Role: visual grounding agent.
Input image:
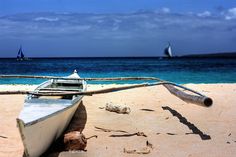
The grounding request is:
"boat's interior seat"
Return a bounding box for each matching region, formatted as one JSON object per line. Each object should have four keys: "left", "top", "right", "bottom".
{"left": 47, "top": 82, "right": 83, "bottom": 90}
{"left": 37, "top": 81, "right": 83, "bottom": 100}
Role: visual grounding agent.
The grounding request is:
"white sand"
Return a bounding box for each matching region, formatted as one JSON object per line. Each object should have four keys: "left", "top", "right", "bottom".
{"left": 0, "top": 84, "right": 236, "bottom": 157}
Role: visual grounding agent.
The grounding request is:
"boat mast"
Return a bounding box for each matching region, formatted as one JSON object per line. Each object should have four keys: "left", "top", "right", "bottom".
{"left": 20, "top": 48, "right": 24, "bottom": 58}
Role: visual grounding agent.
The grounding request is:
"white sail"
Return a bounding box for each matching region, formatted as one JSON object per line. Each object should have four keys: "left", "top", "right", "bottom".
{"left": 164, "top": 43, "right": 173, "bottom": 58}
{"left": 168, "top": 45, "right": 172, "bottom": 57}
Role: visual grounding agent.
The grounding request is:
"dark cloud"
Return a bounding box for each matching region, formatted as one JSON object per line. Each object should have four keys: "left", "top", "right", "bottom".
{"left": 0, "top": 10, "right": 236, "bottom": 57}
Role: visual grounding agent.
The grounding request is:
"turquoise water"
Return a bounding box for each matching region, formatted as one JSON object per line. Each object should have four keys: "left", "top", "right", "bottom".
{"left": 0, "top": 57, "right": 235, "bottom": 84}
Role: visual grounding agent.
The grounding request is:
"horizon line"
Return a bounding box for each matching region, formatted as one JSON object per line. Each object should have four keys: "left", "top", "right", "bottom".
{"left": 1, "top": 51, "right": 236, "bottom": 59}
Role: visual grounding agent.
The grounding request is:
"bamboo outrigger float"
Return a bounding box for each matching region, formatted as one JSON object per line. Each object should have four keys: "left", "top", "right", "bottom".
{"left": 0, "top": 75, "right": 213, "bottom": 107}
{"left": 0, "top": 72, "right": 213, "bottom": 157}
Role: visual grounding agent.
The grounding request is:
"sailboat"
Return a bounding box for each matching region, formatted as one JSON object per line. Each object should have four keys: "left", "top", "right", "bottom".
{"left": 17, "top": 46, "right": 27, "bottom": 61}
{"left": 164, "top": 42, "right": 173, "bottom": 58}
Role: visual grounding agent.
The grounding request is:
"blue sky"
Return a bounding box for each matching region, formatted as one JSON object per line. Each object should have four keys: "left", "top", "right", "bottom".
{"left": 0, "top": 0, "right": 236, "bottom": 57}
{"left": 1, "top": 0, "right": 235, "bottom": 14}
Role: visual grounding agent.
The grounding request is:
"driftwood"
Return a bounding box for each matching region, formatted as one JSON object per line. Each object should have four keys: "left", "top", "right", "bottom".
{"left": 166, "top": 133, "right": 177, "bottom": 135}
{"left": 105, "top": 103, "right": 131, "bottom": 114}
{"left": 94, "top": 126, "right": 128, "bottom": 133}
{"left": 94, "top": 126, "right": 147, "bottom": 137}
{"left": 140, "top": 108, "right": 155, "bottom": 112}
{"left": 0, "top": 135, "right": 7, "bottom": 139}
{"left": 163, "top": 84, "right": 213, "bottom": 107}
{"left": 64, "top": 131, "right": 97, "bottom": 151}
{"left": 109, "top": 132, "right": 147, "bottom": 137}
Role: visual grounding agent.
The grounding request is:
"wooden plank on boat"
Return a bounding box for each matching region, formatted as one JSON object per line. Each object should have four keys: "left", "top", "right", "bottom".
{"left": 39, "top": 88, "right": 82, "bottom": 91}
{"left": 37, "top": 91, "right": 77, "bottom": 93}
{"left": 34, "top": 83, "right": 161, "bottom": 96}
{"left": 0, "top": 83, "right": 160, "bottom": 95}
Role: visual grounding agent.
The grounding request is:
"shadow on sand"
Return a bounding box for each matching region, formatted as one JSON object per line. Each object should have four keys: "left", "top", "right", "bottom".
{"left": 42, "top": 101, "right": 87, "bottom": 157}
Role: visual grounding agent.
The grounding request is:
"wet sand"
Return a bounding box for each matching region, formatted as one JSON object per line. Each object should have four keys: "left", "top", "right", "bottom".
{"left": 0, "top": 84, "right": 236, "bottom": 157}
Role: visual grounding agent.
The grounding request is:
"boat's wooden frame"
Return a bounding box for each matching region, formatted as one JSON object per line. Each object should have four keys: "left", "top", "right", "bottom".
{"left": 0, "top": 75, "right": 213, "bottom": 106}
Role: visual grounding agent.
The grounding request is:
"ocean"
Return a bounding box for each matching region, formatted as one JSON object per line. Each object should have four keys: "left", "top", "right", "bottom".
{"left": 0, "top": 57, "right": 235, "bottom": 84}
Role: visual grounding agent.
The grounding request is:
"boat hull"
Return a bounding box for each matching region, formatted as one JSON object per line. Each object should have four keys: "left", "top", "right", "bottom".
{"left": 17, "top": 98, "right": 82, "bottom": 157}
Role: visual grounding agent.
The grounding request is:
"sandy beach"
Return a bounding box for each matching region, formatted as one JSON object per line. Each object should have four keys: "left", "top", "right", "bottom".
{"left": 0, "top": 83, "right": 236, "bottom": 157}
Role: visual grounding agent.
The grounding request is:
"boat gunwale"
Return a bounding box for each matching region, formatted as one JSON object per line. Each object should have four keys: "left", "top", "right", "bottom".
{"left": 20, "top": 78, "right": 86, "bottom": 127}
{"left": 16, "top": 118, "right": 30, "bottom": 157}
{"left": 20, "top": 95, "right": 83, "bottom": 127}
{"left": 17, "top": 72, "right": 86, "bottom": 157}
{"left": 16, "top": 95, "right": 83, "bottom": 157}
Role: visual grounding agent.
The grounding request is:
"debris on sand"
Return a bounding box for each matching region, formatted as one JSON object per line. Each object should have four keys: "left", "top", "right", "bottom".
{"left": 146, "top": 141, "right": 153, "bottom": 149}
{"left": 64, "top": 131, "right": 97, "bottom": 151}
{"left": 110, "top": 132, "right": 147, "bottom": 137}
{"left": 123, "top": 147, "right": 151, "bottom": 154}
{"left": 166, "top": 133, "right": 177, "bottom": 135}
{"left": 140, "top": 108, "right": 155, "bottom": 112}
{"left": 123, "top": 141, "right": 152, "bottom": 155}
{"left": 0, "top": 135, "right": 7, "bottom": 139}
{"left": 105, "top": 103, "right": 131, "bottom": 114}
{"left": 94, "top": 126, "right": 128, "bottom": 133}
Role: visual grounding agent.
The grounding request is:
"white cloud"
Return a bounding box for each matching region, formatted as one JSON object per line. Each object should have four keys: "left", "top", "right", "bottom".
{"left": 1, "top": 11, "right": 236, "bottom": 41}
{"left": 112, "top": 26, "right": 119, "bottom": 31}
{"left": 161, "top": 7, "right": 170, "bottom": 14}
{"left": 142, "top": 22, "right": 157, "bottom": 29}
{"left": 58, "top": 25, "right": 91, "bottom": 32}
{"left": 90, "top": 15, "right": 106, "bottom": 20}
{"left": 114, "top": 19, "right": 122, "bottom": 23}
{"left": 1, "top": 11, "right": 236, "bottom": 55}
{"left": 74, "top": 25, "right": 91, "bottom": 31}
{"left": 225, "top": 7, "right": 236, "bottom": 20}
{"left": 197, "top": 11, "right": 211, "bottom": 17}
{"left": 34, "top": 17, "right": 59, "bottom": 22}
{"left": 97, "top": 20, "right": 104, "bottom": 23}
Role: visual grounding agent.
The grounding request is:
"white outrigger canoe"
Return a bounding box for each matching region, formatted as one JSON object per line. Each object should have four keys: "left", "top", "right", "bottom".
{"left": 17, "top": 70, "right": 87, "bottom": 157}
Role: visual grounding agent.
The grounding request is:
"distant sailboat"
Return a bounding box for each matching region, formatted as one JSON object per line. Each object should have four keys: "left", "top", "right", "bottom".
{"left": 17, "top": 46, "right": 27, "bottom": 61}
{"left": 164, "top": 42, "right": 173, "bottom": 58}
